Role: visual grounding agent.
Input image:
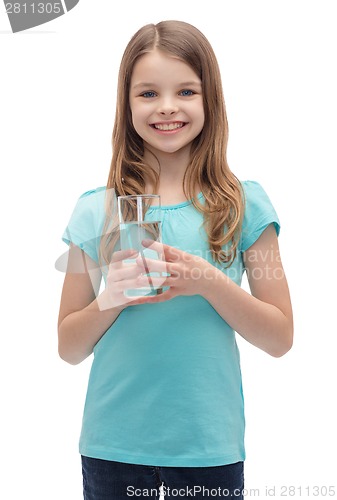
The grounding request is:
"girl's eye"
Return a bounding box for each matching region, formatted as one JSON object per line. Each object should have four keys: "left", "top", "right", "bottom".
{"left": 180, "top": 89, "right": 194, "bottom": 96}
{"left": 141, "top": 91, "right": 157, "bottom": 98}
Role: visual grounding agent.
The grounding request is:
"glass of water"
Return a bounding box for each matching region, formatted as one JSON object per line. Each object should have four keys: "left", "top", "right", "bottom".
{"left": 117, "top": 194, "right": 165, "bottom": 297}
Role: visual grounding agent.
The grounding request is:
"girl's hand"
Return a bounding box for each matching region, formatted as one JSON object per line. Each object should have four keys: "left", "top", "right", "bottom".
{"left": 99, "top": 248, "right": 148, "bottom": 310}
{"left": 132, "top": 239, "right": 216, "bottom": 304}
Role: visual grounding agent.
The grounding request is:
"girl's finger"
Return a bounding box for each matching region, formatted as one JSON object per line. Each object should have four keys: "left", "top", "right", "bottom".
{"left": 109, "top": 263, "right": 144, "bottom": 283}
{"left": 141, "top": 240, "right": 181, "bottom": 262}
{"left": 135, "top": 255, "right": 172, "bottom": 274}
{"left": 131, "top": 288, "right": 176, "bottom": 305}
{"left": 108, "top": 276, "right": 150, "bottom": 293}
{"left": 110, "top": 249, "right": 139, "bottom": 264}
{"left": 136, "top": 275, "right": 171, "bottom": 288}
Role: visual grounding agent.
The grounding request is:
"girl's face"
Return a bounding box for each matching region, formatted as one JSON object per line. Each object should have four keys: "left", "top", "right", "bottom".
{"left": 129, "top": 49, "right": 205, "bottom": 160}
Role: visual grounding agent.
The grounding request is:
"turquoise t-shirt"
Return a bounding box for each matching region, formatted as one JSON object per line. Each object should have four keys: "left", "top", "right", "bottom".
{"left": 62, "top": 180, "right": 280, "bottom": 467}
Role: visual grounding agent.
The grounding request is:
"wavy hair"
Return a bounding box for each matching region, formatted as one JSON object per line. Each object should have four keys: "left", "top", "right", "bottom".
{"left": 100, "top": 20, "right": 244, "bottom": 267}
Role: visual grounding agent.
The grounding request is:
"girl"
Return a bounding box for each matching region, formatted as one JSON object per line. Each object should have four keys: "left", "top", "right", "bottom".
{"left": 58, "top": 20, "right": 293, "bottom": 500}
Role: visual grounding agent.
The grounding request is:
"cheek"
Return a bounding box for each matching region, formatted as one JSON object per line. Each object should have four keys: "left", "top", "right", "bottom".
{"left": 189, "top": 101, "right": 205, "bottom": 124}
{"left": 131, "top": 105, "right": 147, "bottom": 127}
{"left": 129, "top": 108, "right": 150, "bottom": 140}
{"left": 195, "top": 109, "right": 205, "bottom": 131}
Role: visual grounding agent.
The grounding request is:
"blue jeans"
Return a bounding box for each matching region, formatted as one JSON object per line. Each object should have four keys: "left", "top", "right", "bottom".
{"left": 81, "top": 456, "right": 244, "bottom": 500}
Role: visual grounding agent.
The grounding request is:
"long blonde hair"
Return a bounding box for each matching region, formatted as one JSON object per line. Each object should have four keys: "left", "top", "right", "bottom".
{"left": 101, "top": 20, "right": 244, "bottom": 267}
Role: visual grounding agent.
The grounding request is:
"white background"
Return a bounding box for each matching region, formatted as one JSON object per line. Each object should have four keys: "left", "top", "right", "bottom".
{"left": 1, "top": 1, "right": 336, "bottom": 498}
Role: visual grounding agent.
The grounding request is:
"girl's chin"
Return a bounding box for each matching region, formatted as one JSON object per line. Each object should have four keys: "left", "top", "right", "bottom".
{"left": 144, "top": 141, "right": 191, "bottom": 157}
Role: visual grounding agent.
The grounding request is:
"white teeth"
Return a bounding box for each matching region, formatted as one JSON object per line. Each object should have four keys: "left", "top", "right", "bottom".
{"left": 153, "top": 122, "right": 184, "bottom": 131}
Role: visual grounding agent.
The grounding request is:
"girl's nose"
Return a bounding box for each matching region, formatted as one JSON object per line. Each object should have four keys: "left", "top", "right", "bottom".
{"left": 158, "top": 98, "right": 179, "bottom": 115}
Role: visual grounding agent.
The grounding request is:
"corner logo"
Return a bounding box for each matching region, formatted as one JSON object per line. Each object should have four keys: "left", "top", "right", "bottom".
{"left": 3, "top": 0, "right": 80, "bottom": 33}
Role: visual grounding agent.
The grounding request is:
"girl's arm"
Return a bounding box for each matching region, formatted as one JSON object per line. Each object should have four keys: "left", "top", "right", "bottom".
{"left": 201, "top": 224, "right": 293, "bottom": 357}
{"left": 134, "top": 224, "right": 293, "bottom": 357}
{"left": 58, "top": 244, "right": 144, "bottom": 365}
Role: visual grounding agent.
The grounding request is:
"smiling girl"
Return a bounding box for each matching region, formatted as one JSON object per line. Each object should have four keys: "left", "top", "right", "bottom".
{"left": 58, "top": 20, "right": 293, "bottom": 500}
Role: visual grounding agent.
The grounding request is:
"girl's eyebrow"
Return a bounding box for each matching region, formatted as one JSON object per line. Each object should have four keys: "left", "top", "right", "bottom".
{"left": 132, "top": 80, "right": 202, "bottom": 90}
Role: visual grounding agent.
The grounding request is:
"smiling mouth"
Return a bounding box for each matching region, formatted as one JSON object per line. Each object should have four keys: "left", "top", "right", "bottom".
{"left": 151, "top": 122, "right": 186, "bottom": 131}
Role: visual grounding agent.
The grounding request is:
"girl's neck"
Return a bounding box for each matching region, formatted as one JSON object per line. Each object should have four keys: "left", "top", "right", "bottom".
{"left": 145, "top": 144, "right": 187, "bottom": 177}
{"left": 143, "top": 149, "right": 200, "bottom": 205}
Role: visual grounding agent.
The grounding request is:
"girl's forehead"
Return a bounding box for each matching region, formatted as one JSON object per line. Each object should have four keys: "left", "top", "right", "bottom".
{"left": 131, "top": 50, "right": 200, "bottom": 85}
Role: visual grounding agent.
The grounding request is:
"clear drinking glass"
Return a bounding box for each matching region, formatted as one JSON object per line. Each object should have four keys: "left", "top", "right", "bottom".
{"left": 117, "top": 194, "right": 164, "bottom": 297}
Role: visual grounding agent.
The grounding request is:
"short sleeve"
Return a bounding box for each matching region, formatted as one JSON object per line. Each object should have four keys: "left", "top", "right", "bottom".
{"left": 240, "top": 180, "right": 280, "bottom": 252}
{"left": 62, "top": 187, "right": 106, "bottom": 263}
